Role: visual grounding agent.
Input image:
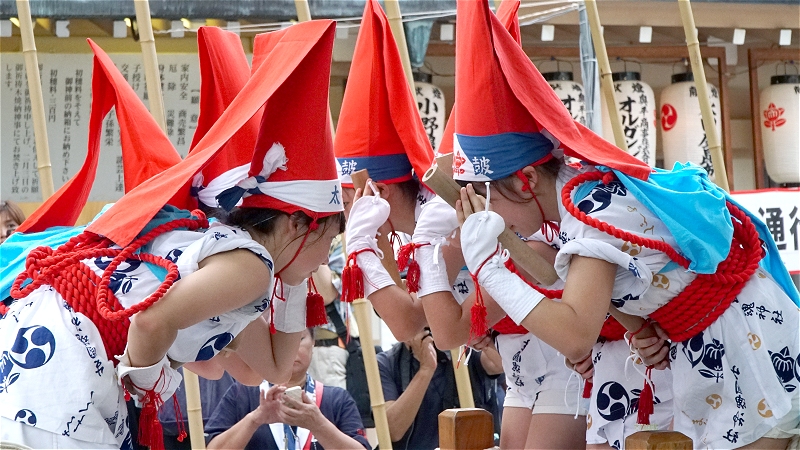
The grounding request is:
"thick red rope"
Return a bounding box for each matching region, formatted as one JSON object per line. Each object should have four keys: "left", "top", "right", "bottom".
{"left": 561, "top": 170, "right": 763, "bottom": 343}
{"left": 10, "top": 211, "right": 209, "bottom": 363}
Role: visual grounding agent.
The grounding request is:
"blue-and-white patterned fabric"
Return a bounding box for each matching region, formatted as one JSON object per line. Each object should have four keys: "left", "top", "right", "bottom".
{"left": 555, "top": 164, "right": 800, "bottom": 449}
{"left": 0, "top": 222, "right": 273, "bottom": 448}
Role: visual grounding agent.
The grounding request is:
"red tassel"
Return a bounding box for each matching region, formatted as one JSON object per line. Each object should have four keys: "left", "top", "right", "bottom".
{"left": 397, "top": 244, "right": 415, "bottom": 271}
{"left": 0, "top": 303, "right": 9, "bottom": 316}
{"left": 342, "top": 251, "right": 368, "bottom": 303}
{"left": 583, "top": 379, "right": 593, "bottom": 399}
{"left": 469, "top": 274, "right": 488, "bottom": 342}
{"left": 138, "top": 390, "right": 166, "bottom": 450}
{"left": 398, "top": 243, "right": 426, "bottom": 294}
{"left": 306, "top": 277, "right": 328, "bottom": 327}
{"left": 172, "top": 394, "right": 187, "bottom": 443}
{"left": 637, "top": 368, "right": 655, "bottom": 425}
{"left": 406, "top": 259, "right": 421, "bottom": 293}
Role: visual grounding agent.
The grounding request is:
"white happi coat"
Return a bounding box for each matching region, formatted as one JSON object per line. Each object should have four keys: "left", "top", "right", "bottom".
{"left": 0, "top": 223, "right": 273, "bottom": 448}
{"left": 555, "top": 165, "right": 799, "bottom": 449}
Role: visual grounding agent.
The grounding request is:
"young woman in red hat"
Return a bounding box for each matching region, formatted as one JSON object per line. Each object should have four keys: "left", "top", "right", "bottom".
{"left": 0, "top": 22, "right": 344, "bottom": 450}
{"left": 450, "top": 1, "right": 799, "bottom": 449}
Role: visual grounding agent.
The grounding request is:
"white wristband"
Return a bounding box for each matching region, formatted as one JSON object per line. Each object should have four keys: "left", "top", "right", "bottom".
{"left": 272, "top": 281, "right": 308, "bottom": 333}
{"left": 116, "top": 352, "right": 182, "bottom": 407}
{"left": 356, "top": 250, "right": 396, "bottom": 298}
{"left": 478, "top": 261, "right": 545, "bottom": 325}
{"left": 415, "top": 245, "right": 452, "bottom": 298}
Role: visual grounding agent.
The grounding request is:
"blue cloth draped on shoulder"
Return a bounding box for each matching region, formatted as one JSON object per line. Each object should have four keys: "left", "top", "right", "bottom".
{"left": 0, "top": 204, "right": 208, "bottom": 302}
{"left": 604, "top": 162, "right": 799, "bottom": 307}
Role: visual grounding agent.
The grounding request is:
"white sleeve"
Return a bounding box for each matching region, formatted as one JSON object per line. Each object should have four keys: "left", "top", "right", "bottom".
{"left": 555, "top": 239, "right": 653, "bottom": 301}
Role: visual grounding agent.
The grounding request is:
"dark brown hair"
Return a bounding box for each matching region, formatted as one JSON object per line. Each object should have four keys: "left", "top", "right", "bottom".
{"left": 225, "top": 207, "right": 345, "bottom": 244}
{"left": 1, "top": 200, "right": 26, "bottom": 226}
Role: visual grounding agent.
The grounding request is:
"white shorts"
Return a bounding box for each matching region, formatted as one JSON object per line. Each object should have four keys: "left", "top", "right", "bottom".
{"left": 496, "top": 333, "right": 586, "bottom": 416}
{"left": 586, "top": 339, "right": 674, "bottom": 449}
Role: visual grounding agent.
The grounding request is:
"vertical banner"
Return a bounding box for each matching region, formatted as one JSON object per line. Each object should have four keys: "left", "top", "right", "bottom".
{"left": 1, "top": 53, "right": 201, "bottom": 203}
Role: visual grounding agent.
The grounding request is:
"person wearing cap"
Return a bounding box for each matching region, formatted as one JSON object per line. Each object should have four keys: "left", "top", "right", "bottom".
{"left": 334, "top": 0, "right": 441, "bottom": 342}
{"left": 449, "top": 1, "right": 799, "bottom": 449}
{"left": 0, "top": 21, "right": 344, "bottom": 450}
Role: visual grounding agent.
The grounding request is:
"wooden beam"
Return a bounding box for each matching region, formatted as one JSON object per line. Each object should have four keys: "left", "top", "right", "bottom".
{"left": 537, "top": 1, "right": 800, "bottom": 29}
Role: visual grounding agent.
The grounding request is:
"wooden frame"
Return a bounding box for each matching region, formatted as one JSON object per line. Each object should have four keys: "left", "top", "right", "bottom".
{"left": 748, "top": 48, "right": 800, "bottom": 189}
{"left": 427, "top": 44, "right": 734, "bottom": 188}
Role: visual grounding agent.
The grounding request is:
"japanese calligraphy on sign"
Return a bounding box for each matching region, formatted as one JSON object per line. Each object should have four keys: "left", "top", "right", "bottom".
{"left": 731, "top": 188, "right": 800, "bottom": 274}
{"left": 548, "top": 81, "right": 586, "bottom": 125}
{"left": 602, "top": 80, "right": 657, "bottom": 167}
{"left": 414, "top": 81, "right": 445, "bottom": 153}
{"left": 1, "top": 53, "right": 200, "bottom": 202}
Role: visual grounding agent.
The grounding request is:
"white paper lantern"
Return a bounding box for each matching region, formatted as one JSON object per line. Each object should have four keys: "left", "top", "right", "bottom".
{"left": 660, "top": 72, "right": 721, "bottom": 179}
{"left": 543, "top": 71, "right": 586, "bottom": 125}
{"left": 414, "top": 72, "right": 446, "bottom": 153}
{"left": 600, "top": 72, "right": 658, "bottom": 167}
{"left": 760, "top": 74, "right": 800, "bottom": 185}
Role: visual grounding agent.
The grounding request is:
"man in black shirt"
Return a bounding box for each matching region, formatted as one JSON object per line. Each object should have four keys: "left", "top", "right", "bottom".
{"left": 377, "top": 330, "right": 504, "bottom": 450}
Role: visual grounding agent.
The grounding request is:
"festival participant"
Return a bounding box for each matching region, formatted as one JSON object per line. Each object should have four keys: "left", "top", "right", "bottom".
{"left": 450, "top": 1, "right": 800, "bottom": 449}
{"left": 333, "top": 0, "right": 435, "bottom": 341}
{"left": 0, "top": 21, "right": 343, "bottom": 450}
{"left": 412, "top": 3, "right": 593, "bottom": 448}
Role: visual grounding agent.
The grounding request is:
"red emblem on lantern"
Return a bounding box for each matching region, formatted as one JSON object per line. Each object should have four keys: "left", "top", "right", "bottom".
{"left": 453, "top": 152, "right": 467, "bottom": 176}
{"left": 763, "top": 103, "right": 786, "bottom": 131}
{"left": 661, "top": 104, "right": 678, "bottom": 131}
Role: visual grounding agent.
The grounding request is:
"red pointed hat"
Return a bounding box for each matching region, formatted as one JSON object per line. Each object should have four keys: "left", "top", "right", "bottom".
{"left": 333, "top": 0, "right": 434, "bottom": 187}
{"left": 189, "top": 26, "right": 261, "bottom": 208}
{"left": 438, "top": 0, "right": 521, "bottom": 158}
{"left": 88, "top": 20, "right": 340, "bottom": 247}
{"left": 17, "top": 39, "right": 185, "bottom": 234}
{"left": 216, "top": 24, "right": 342, "bottom": 218}
{"left": 452, "top": 0, "right": 651, "bottom": 182}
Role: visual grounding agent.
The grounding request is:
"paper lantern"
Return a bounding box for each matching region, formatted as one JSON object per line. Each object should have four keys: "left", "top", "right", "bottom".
{"left": 414, "top": 72, "right": 446, "bottom": 153}
{"left": 660, "top": 73, "right": 721, "bottom": 179}
{"left": 600, "top": 72, "right": 658, "bottom": 167}
{"left": 760, "top": 74, "right": 800, "bottom": 185}
{"left": 543, "top": 71, "right": 586, "bottom": 125}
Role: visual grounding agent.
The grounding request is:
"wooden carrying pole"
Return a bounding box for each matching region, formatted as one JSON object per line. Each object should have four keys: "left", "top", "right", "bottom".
{"left": 583, "top": 0, "right": 627, "bottom": 150}
{"left": 16, "top": 0, "right": 55, "bottom": 199}
{"left": 133, "top": 0, "right": 167, "bottom": 132}
{"left": 383, "top": 0, "right": 415, "bottom": 91}
{"left": 678, "top": 0, "right": 729, "bottom": 192}
{"left": 423, "top": 155, "right": 560, "bottom": 286}
{"left": 133, "top": 1, "right": 204, "bottom": 447}
{"left": 351, "top": 298, "right": 393, "bottom": 450}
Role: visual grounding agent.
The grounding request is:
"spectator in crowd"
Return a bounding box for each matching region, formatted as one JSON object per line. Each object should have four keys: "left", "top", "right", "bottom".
{"left": 0, "top": 200, "right": 25, "bottom": 244}
{"left": 378, "top": 329, "right": 504, "bottom": 450}
{"left": 205, "top": 327, "right": 370, "bottom": 450}
{"left": 157, "top": 369, "right": 235, "bottom": 449}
